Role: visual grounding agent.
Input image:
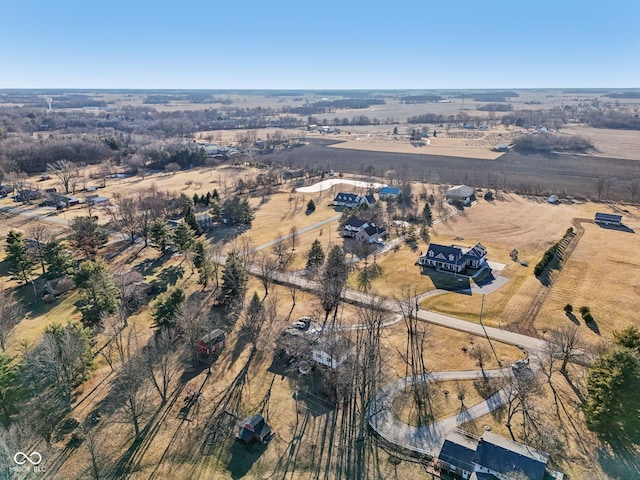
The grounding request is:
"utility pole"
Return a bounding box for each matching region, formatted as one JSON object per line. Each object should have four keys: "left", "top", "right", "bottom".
{"left": 479, "top": 295, "right": 501, "bottom": 367}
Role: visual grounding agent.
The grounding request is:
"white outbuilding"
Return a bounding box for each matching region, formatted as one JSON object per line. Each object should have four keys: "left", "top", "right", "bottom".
{"left": 446, "top": 184, "right": 475, "bottom": 204}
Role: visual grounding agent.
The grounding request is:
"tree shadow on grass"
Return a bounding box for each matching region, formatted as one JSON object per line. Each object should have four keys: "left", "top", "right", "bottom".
{"left": 133, "top": 254, "right": 170, "bottom": 277}
{"left": 419, "top": 266, "right": 472, "bottom": 294}
{"left": 597, "top": 439, "right": 640, "bottom": 479}
{"left": 585, "top": 318, "right": 601, "bottom": 335}
{"left": 565, "top": 311, "right": 580, "bottom": 325}
{"left": 151, "top": 265, "right": 185, "bottom": 293}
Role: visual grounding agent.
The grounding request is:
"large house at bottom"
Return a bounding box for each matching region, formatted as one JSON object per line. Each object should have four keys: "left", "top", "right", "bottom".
{"left": 418, "top": 243, "right": 487, "bottom": 273}
{"left": 436, "top": 429, "right": 551, "bottom": 480}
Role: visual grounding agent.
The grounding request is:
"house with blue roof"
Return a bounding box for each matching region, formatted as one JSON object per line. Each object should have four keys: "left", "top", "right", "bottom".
{"left": 418, "top": 242, "right": 487, "bottom": 273}
{"left": 378, "top": 186, "right": 400, "bottom": 199}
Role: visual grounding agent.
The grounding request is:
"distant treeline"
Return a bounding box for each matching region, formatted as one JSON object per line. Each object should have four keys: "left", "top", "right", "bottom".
{"left": 456, "top": 91, "right": 519, "bottom": 102}
{"left": 477, "top": 103, "right": 513, "bottom": 112}
{"left": 0, "top": 93, "right": 108, "bottom": 108}
{"left": 407, "top": 113, "right": 448, "bottom": 124}
{"left": 399, "top": 95, "right": 444, "bottom": 104}
{"left": 605, "top": 91, "right": 640, "bottom": 99}
{"left": 143, "top": 94, "right": 233, "bottom": 105}
{"left": 2, "top": 140, "right": 111, "bottom": 173}
{"left": 284, "top": 98, "right": 385, "bottom": 115}
{"left": 586, "top": 112, "right": 640, "bottom": 130}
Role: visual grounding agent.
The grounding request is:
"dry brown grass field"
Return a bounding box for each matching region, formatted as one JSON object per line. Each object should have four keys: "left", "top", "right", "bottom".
{"left": 561, "top": 125, "right": 640, "bottom": 161}
{"left": 418, "top": 194, "right": 640, "bottom": 341}
{"left": 3, "top": 152, "right": 640, "bottom": 478}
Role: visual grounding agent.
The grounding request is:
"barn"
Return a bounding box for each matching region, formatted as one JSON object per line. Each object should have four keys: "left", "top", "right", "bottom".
{"left": 236, "top": 414, "right": 273, "bottom": 444}
{"left": 446, "top": 185, "right": 475, "bottom": 204}
{"left": 197, "top": 329, "right": 226, "bottom": 357}
{"left": 594, "top": 212, "right": 622, "bottom": 227}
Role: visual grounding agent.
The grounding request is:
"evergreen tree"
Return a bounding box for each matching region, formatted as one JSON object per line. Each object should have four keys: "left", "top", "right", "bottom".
{"left": 192, "top": 240, "right": 206, "bottom": 270}
{"left": 211, "top": 189, "right": 220, "bottom": 201}
{"left": 320, "top": 245, "right": 348, "bottom": 321}
{"left": 306, "top": 199, "right": 316, "bottom": 213}
{"left": 70, "top": 216, "right": 108, "bottom": 259}
{"left": 152, "top": 287, "right": 185, "bottom": 329}
{"left": 150, "top": 219, "right": 171, "bottom": 254}
{"left": 210, "top": 197, "right": 223, "bottom": 221}
{"left": 422, "top": 202, "right": 433, "bottom": 226}
{"left": 244, "top": 291, "right": 265, "bottom": 349}
{"left": 172, "top": 222, "right": 195, "bottom": 254}
{"left": 584, "top": 347, "right": 640, "bottom": 439}
{"left": 0, "top": 352, "right": 25, "bottom": 422}
{"left": 74, "top": 259, "right": 119, "bottom": 324}
{"left": 183, "top": 202, "right": 203, "bottom": 235}
{"left": 5, "top": 230, "right": 35, "bottom": 283}
{"left": 219, "top": 252, "right": 248, "bottom": 306}
{"left": 43, "top": 240, "right": 74, "bottom": 278}
{"left": 221, "top": 197, "right": 255, "bottom": 226}
{"left": 613, "top": 325, "right": 640, "bottom": 353}
{"left": 306, "top": 239, "right": 326, "bottom": 270}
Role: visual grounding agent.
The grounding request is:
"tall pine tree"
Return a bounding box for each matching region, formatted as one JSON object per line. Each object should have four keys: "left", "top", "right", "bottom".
{"left": 306, "top": 239, "right": 325, "bottom": 271}
{"left": 219, "top": 252, "right": 248, "bottom": 307}
{"left": 5, "top": 230, "right": 35, "bottom": 283}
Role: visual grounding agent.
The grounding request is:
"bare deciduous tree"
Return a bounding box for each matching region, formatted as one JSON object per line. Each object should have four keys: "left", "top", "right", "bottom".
{"left": 256, "top": 253, "right": 278, "bottom": 297}
{"left": 175, "top": 294, "right": 211, "bottom": 367}
{"left": 27, "top": 223, "right": 53, "bottom": 275}
{"left": 139, "top": 330, "right": 180, "bottom": 404}
{"left": 548, "top": 324, "right": 585, "bottom": 375}
{"left": 470, "top": 343, "right": 491, "bottom": 378}
{"left": 48, "top": 159, "right": 79, "bottom": 194}
{"left": 113, "top": 358, "right": 151, "bottom": 439}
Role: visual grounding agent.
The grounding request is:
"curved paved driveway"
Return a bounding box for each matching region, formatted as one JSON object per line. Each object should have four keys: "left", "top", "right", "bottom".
{"left": 369, "top": 369, "right": 511, "bottom": 458}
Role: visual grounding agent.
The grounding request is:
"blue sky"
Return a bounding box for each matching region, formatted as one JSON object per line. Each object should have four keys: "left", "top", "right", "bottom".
{"left": 2, "top": 0, "right": 638, "bottom": 89}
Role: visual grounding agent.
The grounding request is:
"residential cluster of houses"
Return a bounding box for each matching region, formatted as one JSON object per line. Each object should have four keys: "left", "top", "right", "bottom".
{"left": 332, "top": 183, "right": 475, "bottom": 210}
{"left": 7, "top": 187, "right": 110, "bottom": 208}
{"left": 436, "top": 429, "right": 561, "bottom": 480}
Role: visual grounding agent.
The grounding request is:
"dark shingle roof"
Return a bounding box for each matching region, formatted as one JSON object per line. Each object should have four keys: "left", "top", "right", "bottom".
{"left": 439, "top": 431, "right": 478, "bottom": 473}
{"left": 426, "top": 244, "right": 466, "bottom": 266}
{"left": 472, "top": 431, "right": 548, "bottom": 480}
{"left": 334, "top": 193, "right": 359, "bottom": 202}
{"left": 364, "top": 194, "right": 376, "bottom": 204}
{"left": 595, "top": 212, "right": 622, "bottom": 223}
{"left": 363, "top": 225, "right": 385, "bottom": 236}
{"left": 238, "top": 414, "right": 272, "bottom": 442}
{"left": 345, "top": 217, "right": 368, "bottom": 229}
